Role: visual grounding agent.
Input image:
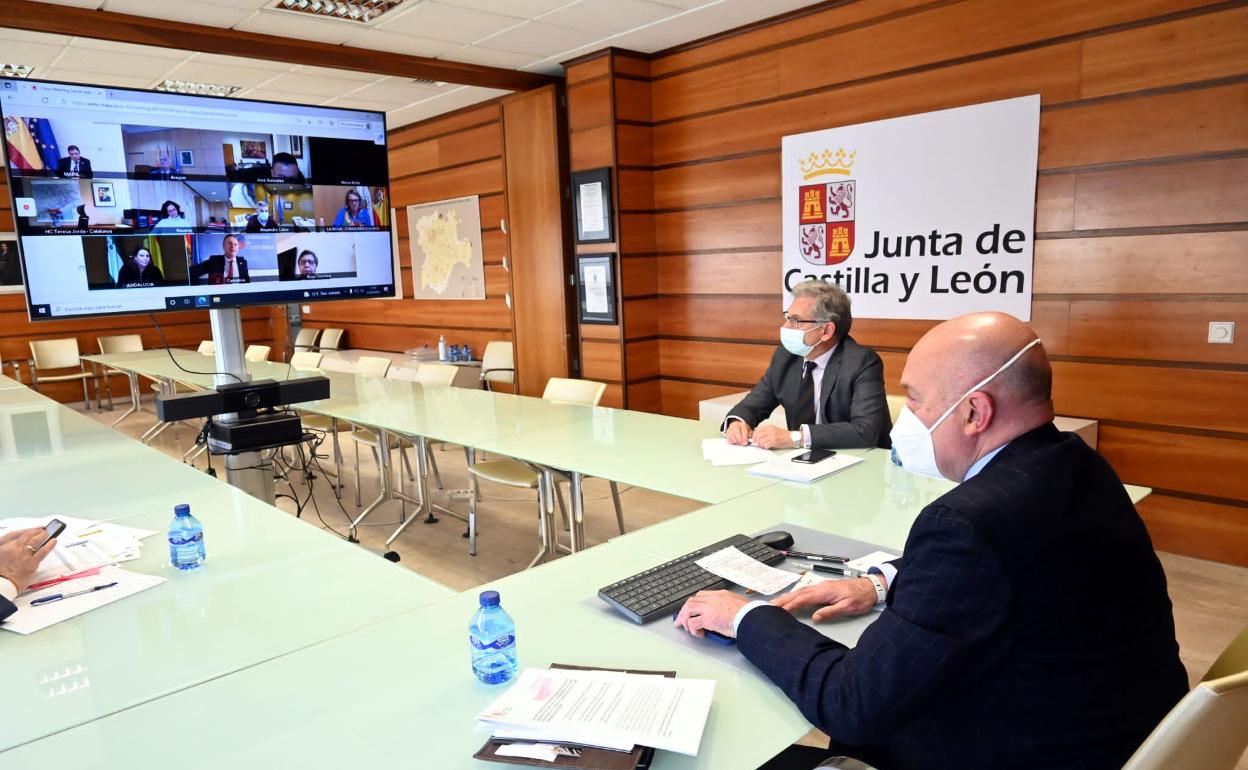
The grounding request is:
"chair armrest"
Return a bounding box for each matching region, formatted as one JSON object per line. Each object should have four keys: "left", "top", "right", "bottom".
{"left": 479, "top": 366, "right": 515, "bottom": 379}
{"left": 815, "top": 757, "right": 878, "bottom": 770}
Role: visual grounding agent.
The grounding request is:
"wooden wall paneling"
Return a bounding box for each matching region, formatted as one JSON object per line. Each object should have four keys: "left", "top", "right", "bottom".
{"left": 615, "top": 125, "right": 654, "bottom": 167}
{"left": 614, "top": 78, "right": 652, "bottom": 123}
{"left": 580, "top": 323, "right": 621, "bottom": 341}
{"left": 306, "top": 323, "right": 511, "bottom": 356}
{"left": 656, "top": 251, "right": 781, "bottom": 295}
{"left": 612, "top": 53, "right": 652, "bottom": 79}
{"left": 389, "top": 122, "right": 503, "bottom": 177}
{"left": 1040, "top": 83, "right": 1248, "bottom": 170}
{"left": 390, "top": 158, "right": 506, "bottom": 204}
{"left": 654, "top": 201, "right": 779, "bottom": 252}
{"left": 658, "top": 339, "right": 773, "bottom": 385}
{"left": 659, "top": 295, "right": 778, "bottom": 342}
{"left": 1099, "top": 425, "right": 1248, "bottom": 502}
{"left": 626, "top": 379, "right": 662, "bottom": 413}
{"left": 617, "top": 169, "right": 655, "bottom": 210}
{"left": 581, "top": 339, "right": 623, "bottom": 382}
{"left": 503, "top": 86, "right": 573, "bottom": 395}
{"left": 1063, "top": 300, "right": 1248, "bottom": 364}
{"left": 390, "top": 104, "right": 501, "bottom": 147}
{"left": 658, "top": 378, "right": 746, "bottom": 419}
{"left": 651, "top": 49, "right": 780, "bottom": 122}
{"left": 569, "top": 125, "right": 615, "bottom": 171}
{"left": 1080, "top": 7, "right": 1248, "bottom": 98}
{"left": 567, "top": 77, "right": 614, "bottom": 131}
{"left": 622, "top": 298, "right": 659, "bottom": 341}
{"left": 618, "top": 214, "right": 656, "bottom": 254}
{"left": 1068, "top": 157, "right": 1248, "bottom": 231}
{"left": 624, "top": 339, "right": 660, "bottom": 381}
{"left": 653, "top": 154, "right": 781, "bottom": 210}
{"left": 1136, "top": 494, "right": 1248, "bottom": 566}
{"left": 1035, "top": 175, "right": 1076, "bottom": 232}
{"left": 1050, "top": 361, "right": 1248, "bottom": 434}
{"left": 652, "top": 42, "right": 1082, "bottom": 165}
{"left": 566, "top": 54, "right": 610, "bottom": 85}
{"left": 601, "top": 383, "right": 625, "bottom": 409}
{"left": 308, "top": 297, "right": 513, "bottom": 330}
{"left": 1033, "top": 232, "right": 1248, "bottom": 295}
{"left": 620, "top": 257, "right": 657, "bottom": 298}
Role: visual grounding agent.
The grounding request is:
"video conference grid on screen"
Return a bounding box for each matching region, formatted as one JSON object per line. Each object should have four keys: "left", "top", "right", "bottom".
{"left": 0, "top": 77, "right": 397, "bottom": 320}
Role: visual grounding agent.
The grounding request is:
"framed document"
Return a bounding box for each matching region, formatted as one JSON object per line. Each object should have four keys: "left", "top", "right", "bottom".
{"left": 577, "top": 253, "right": 617, "bottom": 325}
{"left": 572, "top": 167, "right": 613, "bottom": 244}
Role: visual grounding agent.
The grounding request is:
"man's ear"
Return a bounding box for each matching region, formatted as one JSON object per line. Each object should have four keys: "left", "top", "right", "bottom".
{"left": 822, "top": 322, "right": 838, "bottom": 343}
{"left": 964, "top": 391, "right": 995, "bottom": 435}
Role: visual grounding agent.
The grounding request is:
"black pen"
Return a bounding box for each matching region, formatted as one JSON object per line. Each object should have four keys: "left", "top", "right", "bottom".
{"left": 812, "top": 564, "right": 860, "bottom": 577}
{"left": 783, "top": 550, "right": 848, "bottom": 563}
{"left": 31, "top": 582, "right": 118, "bottom": 606}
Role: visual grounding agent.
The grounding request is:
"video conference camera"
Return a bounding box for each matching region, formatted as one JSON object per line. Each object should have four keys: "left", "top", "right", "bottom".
{"left": 156, "top": 376, "right": 330, "bottom": 454}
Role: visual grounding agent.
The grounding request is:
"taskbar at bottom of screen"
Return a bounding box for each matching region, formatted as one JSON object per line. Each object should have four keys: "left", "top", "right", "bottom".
{"left": 28, "top": 284, "right": 395, "bottom": 319}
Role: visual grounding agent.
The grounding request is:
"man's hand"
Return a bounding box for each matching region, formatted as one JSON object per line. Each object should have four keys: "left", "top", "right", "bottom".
{"left": 724, "top": 420, "right": 753, "bottom": 446}
{"left": 753, "top": 424, "right": 797, "bottom": 449}
{"left": 0, "top": 528, "right": 58, "bottom": 594}
{"left": 771, "top": 577, "right": 878, "bottom": 622}
{"left": 674, "top": 590, "right": 750, "bottom": 638}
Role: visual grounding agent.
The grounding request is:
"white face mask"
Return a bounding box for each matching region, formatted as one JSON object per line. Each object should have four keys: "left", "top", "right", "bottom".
{"left": 780, "top": 325, "right": 818, "bottom": 357}
{"left": 890, "top": 338, "right": 1043, "bottom": 480}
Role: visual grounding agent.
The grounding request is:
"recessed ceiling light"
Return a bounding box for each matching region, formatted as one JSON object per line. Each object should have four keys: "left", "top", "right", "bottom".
{"left": 271, "top": 0, "right": 404, "bottom": 24}
{"left": 155, "top": 79, "right": 242, "bottom": 98}
{"left": 1, "top": 64, "right": 35, "bottom": 79}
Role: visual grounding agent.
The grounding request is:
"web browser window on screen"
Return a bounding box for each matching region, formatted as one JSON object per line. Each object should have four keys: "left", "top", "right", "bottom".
{"left": 0, "top": 77, "right": 396, "bottom": 320}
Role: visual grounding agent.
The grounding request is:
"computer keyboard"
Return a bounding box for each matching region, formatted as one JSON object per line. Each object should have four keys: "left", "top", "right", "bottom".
{"left": 599, "top": 533, "right": 785, "bottom": 624}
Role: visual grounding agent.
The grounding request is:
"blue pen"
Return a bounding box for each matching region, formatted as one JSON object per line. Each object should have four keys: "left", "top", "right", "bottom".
{"left": 31, "top": 582, "right": 118, "bottom": 606}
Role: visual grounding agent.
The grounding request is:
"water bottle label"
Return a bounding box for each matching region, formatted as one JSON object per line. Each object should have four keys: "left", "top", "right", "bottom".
{"left": 169, "top": 532, "right": 203, "bottom": 545}
{"left": 469, "top": 633, "right": 514, "bottom": 651}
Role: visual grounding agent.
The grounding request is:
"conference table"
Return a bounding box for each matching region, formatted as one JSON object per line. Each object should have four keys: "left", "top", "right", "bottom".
{"left": 11, "top": 350, "right": 1151, "bottom": 767}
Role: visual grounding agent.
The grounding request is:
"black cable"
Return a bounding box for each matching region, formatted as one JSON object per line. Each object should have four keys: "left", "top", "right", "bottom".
{"left": 149, "top": 313, "right": 244, "bottom": 384}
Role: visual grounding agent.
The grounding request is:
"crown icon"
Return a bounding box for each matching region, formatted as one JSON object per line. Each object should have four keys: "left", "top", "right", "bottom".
{"left": 800, "top": 148, "right": 856, "bottom": 180}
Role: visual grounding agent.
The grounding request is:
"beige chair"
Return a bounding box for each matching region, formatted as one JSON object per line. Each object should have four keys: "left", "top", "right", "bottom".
{"left": 886, "top": 393, "right": 906, "bottom": 423}
{"left": 384, "top": 364, "right": 460, "bottom": 489}
{"left": 346, "top": 355, "right": 404, "bottom": 503}
{"left": 289, "top": 351, "right": 323, "bottom": 370}
{"left": 355, "top": 355, "right": 391, "bottom": 378}
{"left": 479, "top": 340, "right": 515, "bottom": 392}
{"left": 1120, "top": 625, "right": 1248, "bottom": 770}
{"left": 296, "top": 357, "right": 351, "bottom": 497}
{"left": 318, "top": 357, "right": 357, "bottom": 374}
{"left": 293, "top": 327, "right": 320, "bottom": 352}
{"left": 197, "top": 340, "right": 215, "bottom": 355}
{"left": 29, "top": 338, "right": 97, "bottom": 409}
{"left": 245, "top": 345, "right": 271, "bottom": 362}
{"left": 96, "top": 334, "right": 144, "bottom": 410}
{"left": 319, "top": 328, "right": 344, "bottom": 351}
{"left": 466, "top": 377, "right": 618, "bottom": 566}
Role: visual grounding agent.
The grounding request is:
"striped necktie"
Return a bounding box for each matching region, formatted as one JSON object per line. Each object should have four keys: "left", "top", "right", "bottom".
{"left": 790, "top": 360, "right": 818, "bottom": 430}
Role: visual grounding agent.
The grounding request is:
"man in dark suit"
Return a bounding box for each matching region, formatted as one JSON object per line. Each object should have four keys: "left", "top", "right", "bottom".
{"left": 55, "top": 145, "right": 93, "bottom": 178}
{"left": 190, "top": 233, "right": 250, "bottom": 285}
{"left": 0, "top": 527, "right": 59, "bottom": 622}
{"left": 677, "top": 312, "right": 1187, "bottom": 770}
{"left": 724, "top": 279, "right": 890, "bottom": 450}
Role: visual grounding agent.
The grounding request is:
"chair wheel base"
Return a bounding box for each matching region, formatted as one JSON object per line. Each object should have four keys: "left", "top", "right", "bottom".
{"left": 383, "top": 551, "right": 400, "bottom": 563}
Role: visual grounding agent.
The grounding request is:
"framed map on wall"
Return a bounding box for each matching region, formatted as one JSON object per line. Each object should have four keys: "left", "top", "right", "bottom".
{"left": 406, "top": 195, "right": 486, "bottom": 301}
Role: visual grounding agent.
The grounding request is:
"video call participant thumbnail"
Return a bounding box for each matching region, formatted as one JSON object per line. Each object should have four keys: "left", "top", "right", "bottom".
{"left": 57, "top": 145, "right": 93, "bottom": 179}
{"left": 116, "top": 244, "right": 164, "bottom": 287}
{"left": 191, "top": 233, "right": 250, "bottom": 285}
{"left": 334, "top": 188, "right": 372, "bottom": 228}
{"left": 152, "top": 200, "right": 193, "bottom": 230}
{"left": 271, "top": 152, "right": 304, "bottom": 182}
{"left": 81, "top": 235, "right": 191, "bottom": 290}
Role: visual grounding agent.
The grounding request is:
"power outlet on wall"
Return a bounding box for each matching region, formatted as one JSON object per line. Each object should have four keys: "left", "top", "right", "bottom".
{"left": 1208, "top": 321, "right": 1235, "bottom": 344}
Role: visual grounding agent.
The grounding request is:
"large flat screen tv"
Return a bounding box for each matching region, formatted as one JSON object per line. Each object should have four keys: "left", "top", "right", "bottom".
{"left": 0, "top": 77, "right": 396, "bottom": 321}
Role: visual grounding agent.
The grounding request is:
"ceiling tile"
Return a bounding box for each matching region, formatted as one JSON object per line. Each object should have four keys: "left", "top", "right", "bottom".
{"left": 0, "top": 40, "right": 68, "bottom": 69}
{"left": 341, "top": 77, "right": 449, "bottom": 102}
{"left": 38, "top": 68, "right": 155, "bottom": 89}
{"left": 67, "top": 37, "right": 192, "bottom": 60}
{"left": 160, "top": 60, "right": 286, "bottom": 90}
{"left": 386, "top": 85, "right": 508, "bottom": 127}
{"left": 255, "top": 70, "right": 374, "bottom": 98}
{"left": 343, "top": 29, "right": 461, "bottom": 58}
{"left": 98, "top": 0, "right": 255, "bottom": 26}
{"left": 185, "top": 52, "right": 291, "bottom": 72}
{"left": 288, "top": 65, "right": 380, "bottom": 82}
{"left": 540, "top": 0, "right": 679, "bottom": 35}
{"left": 437, "top": 0, "right": 576, "bottom": 16}
{"left": 375, "top": 1, "right": 525, "bottom": 44}
{"left": 473, "top": 20, "right": 602, "bottom": 56}
{"left": 440, "top": 46, "right": 542, "bottom": 70}
{"left": 63, "top": 41, "right": 186, "bottom": 77}
{"left": 27, "top": 0, "right": 103, "bottom": 8}
{"left": 234, "top": 9, "right": 363, "bottom": 44}
{"left": 322, "top": 96, "right": 402, "bottom": 112}
{"left": 0, "top": 29, "right": 74, "bottom": 46}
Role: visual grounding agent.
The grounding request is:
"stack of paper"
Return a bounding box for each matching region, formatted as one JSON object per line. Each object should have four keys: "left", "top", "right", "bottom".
{"left": 745, "top": 450, "right": 864, "bottom": 483}
{"left": 0, "top": 515, "right": 164, "bottom": 635}
{"left": 700, "top": 438, "right": 774, "bottom": 467}
{"left": 476, "top": 668, "right": 715, "bottom": 756}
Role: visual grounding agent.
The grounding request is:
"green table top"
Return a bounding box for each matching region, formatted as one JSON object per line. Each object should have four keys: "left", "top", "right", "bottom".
{"left": 0, "top": 543, "right": 809, "bottom": 769}
{"left": 476, "top": 408, "right": 779, "bottom": 504}
{"left": 0, "top": 373, "right": 24, "bottom": 390}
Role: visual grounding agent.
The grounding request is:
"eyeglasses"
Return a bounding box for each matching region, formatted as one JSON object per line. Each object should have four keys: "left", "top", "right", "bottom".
{"left": 782, "top": 311, "right": 824, "bottom": 327}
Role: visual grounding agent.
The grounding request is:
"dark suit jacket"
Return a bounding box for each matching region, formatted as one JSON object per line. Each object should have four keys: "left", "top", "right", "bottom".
{"left": 738, "top": 424, "right": 1187, "bottom": 770}
{"left": 0, "top": 594, "right": 15, "bottom": 622}
{"left": 56, "top": 156, "right": 93, "bottom": 178}
{"left": 725, "top": 336, "right": 891, "bottom": 449}
{"left": 190, "top": 254, "right": 249, "bottom": 285}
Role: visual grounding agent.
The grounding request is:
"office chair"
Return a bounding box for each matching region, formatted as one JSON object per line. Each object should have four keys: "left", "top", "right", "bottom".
{"left": 245, "top": 345, "right": 271, "bottom": 362}
{"left": 289, "top": 351, "right": 323, "bottom": 370}
{"left": 29, "top": 338, "right": 98, "bottom": 410}
{"left": 479, "top": 341, "right": 515, "bottom": 392}
{"left": 293, "top": 327, "right": 320, "bottom": 352}
{"left": 197, "top": 340, "right": 215, "bottom": 355}
{"left": 319, "top": 327, "right": 345, "bottom": 351}
{"left": 1121, "top": 624, "right": 1248, "bottom": 770}
{"left": 466, "top": 377, "right": 622, "bottom": 567}
{"left": 96, "top": 333, "right": 144, "bottom": 410}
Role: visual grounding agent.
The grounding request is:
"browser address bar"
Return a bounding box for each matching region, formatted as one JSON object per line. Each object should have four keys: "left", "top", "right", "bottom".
{"left": 67, "top": 98, "right": 246, "bottom": 121}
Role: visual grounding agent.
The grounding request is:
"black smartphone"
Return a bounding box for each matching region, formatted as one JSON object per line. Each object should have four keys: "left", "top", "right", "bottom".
{"left": 792, "top": 449, "right": 836, "bottom": 464}
{"left": 33, "top": 518, "right": 66, "bottom": 551}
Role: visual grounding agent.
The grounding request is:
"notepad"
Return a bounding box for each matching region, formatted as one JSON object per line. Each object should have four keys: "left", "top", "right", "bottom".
{"left": 745, "top": 450, "right": 864, "bottom": 483}
{"left": 700, "top": 438, "right": 774, "bottom": 466}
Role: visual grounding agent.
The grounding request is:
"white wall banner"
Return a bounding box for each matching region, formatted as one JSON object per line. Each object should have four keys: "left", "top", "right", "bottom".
{"left": 781, "top": 95, "right": 1040, "bottom": 320}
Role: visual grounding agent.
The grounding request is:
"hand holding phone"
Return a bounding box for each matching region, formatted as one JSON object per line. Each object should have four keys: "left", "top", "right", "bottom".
{"left": 33, "top": 518, "right": 66, "bottom": 552}
{"left": 792, "top": 449, "right": 836, "bottom": 464}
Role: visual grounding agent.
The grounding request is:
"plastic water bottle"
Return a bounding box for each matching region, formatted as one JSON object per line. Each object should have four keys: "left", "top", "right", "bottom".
{"left": 449, "top": 344, "right": 462, "bottom": 362}
{"left": 462, "top": 344, "right": 473, "bottom": 362}
{"left": 469, "top": 590, "right": 518, "bottom": 685}
{"left": 168, "top": 503, "right": 206, "bottom": 570}
{"left": 437, "top": 334, "right": 448, "bottom": 362}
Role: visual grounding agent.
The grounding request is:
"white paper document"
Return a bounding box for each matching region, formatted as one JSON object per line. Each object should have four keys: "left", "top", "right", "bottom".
{"left": 696, "top": 546, "right": 800, "bottom": 595}
{"left": 700, "top": 438, "right": 774, "bottom": 467}
{"left": 844, "top": 550, "right": 900, "bottom": 573}
{"left": 583, "top": 264, "right": 610, "bottom": 314}
{"left": 578, "top": 181, "right": 605, "bottom": 233}
{"left": 0, "top": 515, "right": 157, "bottom": 584}
{"left": 746, "top": 450, "right": 864, "bottom": 483}
{"left": 477, "top": 668, "right": 716, "bottom": 756}
{"left": 2, "top": 566, "right": 166, "bottom": 635}
{"left": 495, "top": 743, "right": 563, "bottom": 762}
